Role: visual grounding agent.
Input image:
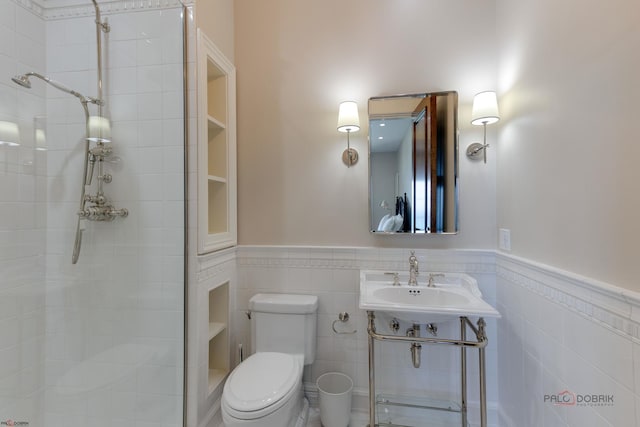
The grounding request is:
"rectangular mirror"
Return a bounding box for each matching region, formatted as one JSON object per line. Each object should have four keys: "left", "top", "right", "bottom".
{"left": 369, "top": 91, "right": 458, "bottom": 234}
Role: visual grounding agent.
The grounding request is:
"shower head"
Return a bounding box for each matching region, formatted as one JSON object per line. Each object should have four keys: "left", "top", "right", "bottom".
{"left": 10, "top": 71, "right": 101, "bottom": 105}
{"left": 12, "top": 74, "right": 31, "bottom": 88}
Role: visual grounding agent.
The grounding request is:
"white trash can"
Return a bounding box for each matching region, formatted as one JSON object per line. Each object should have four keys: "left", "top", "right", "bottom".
{"left": 316, "top": 372, "right": 353, "bottom": 427}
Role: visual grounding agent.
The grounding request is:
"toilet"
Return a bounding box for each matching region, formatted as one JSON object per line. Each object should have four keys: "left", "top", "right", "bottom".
{"left": 221, "top": 293, "right": 318, "bottom": 427}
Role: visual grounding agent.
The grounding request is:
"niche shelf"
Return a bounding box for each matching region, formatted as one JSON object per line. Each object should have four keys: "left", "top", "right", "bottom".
{"left": 207, "top": 281, "right": 229, "bottom": 394}
{"left": 197, "top": 28, "right": 237, "bottom": 254}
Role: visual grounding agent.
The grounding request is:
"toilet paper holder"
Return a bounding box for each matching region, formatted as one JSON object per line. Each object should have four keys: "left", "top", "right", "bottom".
{"left": 332, "top": 312, "right": 357, "bottom": 335}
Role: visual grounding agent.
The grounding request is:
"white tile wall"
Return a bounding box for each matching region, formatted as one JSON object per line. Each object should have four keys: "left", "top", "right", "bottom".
{"left": 0, "top": 0, "right": 47, "bottom": 425}
{"left": 1, "top": 0, "right": 186, "bottom": 425}
{"left": 497, "top": 253, "right": 640, "bottom": 427}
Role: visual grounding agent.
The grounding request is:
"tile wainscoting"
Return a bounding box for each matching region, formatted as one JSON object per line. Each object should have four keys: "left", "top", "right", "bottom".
{"left": 196, "top": 246, "right": 640, "bottom": 427}
{"left": 234, "top": 246, "right": 499, "bottom": 427}
{"left": 497, "top": 253, "right": 640, "bottom": 427}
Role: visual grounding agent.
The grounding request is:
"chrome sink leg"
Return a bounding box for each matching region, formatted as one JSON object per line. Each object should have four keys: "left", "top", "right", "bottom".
{"left": 478, "top": 318, "right": 487, "bottom": 427}
{"left": 460, "top": 317, "right": 467, "bottom": 427}
{"left": 365, "top": 312, "right": 490, "bottom": 427}
{"left": 367, "top": 311, "right": 376, "bottom": 427}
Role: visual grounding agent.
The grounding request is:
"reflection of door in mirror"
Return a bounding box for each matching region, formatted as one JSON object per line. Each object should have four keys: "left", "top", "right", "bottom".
{"left": 369, "top": 92, "right": 458, "bottom": 234}
{"left": 414, "top": 104, "right": 427, "bottom": 232}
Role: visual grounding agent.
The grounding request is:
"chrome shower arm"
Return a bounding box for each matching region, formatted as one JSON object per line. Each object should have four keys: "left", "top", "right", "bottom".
{"left": 24, "top": 72, "right": 89, "bottom": 103}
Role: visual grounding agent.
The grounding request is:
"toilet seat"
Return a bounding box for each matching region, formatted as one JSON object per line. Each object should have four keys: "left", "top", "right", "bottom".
{"left": 222, "top": 352, "right": 302, "bottom": 421}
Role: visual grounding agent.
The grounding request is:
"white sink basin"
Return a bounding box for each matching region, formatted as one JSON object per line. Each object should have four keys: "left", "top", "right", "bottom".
{"left": 359, "top": 270, "right": 500, "bottom": 324}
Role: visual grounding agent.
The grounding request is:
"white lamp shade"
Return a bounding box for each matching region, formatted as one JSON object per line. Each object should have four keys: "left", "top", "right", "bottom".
{"left": 87, "top": 116, "right": 111, "bottom": 142}
{"left": 471, "top": 91, "right": 500, "bottom": 125}
{"left": 337, "top": 101, "right": 360, "bottom": 133}
{"left": 0, "top": 121, "right": 20, "bottom": 146}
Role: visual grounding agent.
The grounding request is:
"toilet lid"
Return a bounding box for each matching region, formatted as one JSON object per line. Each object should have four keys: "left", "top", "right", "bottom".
{"left": 224, "top": 352, "right": 299, "bottom": 413}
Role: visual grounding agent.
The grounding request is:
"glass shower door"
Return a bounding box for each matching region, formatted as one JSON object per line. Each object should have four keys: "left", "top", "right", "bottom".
{"left": 0, "top": 1, "right": 186, "bottom": 425}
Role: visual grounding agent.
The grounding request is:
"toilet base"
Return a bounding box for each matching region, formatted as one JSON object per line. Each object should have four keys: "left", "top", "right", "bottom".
{"left": 294, "top": 397, "right": 310, "bottom": 427}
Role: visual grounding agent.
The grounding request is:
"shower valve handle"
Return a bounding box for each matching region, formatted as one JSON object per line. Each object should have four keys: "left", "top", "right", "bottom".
{"left": 79, "top": 206, "right": 128, "bottom": 221}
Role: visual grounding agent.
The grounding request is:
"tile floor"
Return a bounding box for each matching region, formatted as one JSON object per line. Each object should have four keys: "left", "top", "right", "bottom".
{"left": 306, "top": 407, "right": 370, "bottom": 427}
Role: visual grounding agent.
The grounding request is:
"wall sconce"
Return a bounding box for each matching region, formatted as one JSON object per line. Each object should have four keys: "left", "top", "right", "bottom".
{"left": 467, "top": 91, "right": 500, "bottom": 163}
{"left": 0, "top": 121, "right": 21, "bottom": 147}
{"left": 337, "top": 101, "right": 360, "bottom": 167}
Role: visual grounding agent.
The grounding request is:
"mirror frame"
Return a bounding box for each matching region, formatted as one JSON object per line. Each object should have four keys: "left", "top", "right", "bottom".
{"left": 368, "top": 91, "right": 459, "bottom": 235}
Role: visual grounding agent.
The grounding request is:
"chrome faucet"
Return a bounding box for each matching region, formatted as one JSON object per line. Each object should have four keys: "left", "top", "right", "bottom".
{"left": 408, "top": 251, "right": 419, "bottom": 286}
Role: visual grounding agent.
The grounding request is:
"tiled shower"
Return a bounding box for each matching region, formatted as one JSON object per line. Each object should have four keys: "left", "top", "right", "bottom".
{"left": 0, "top": 0, "right": 186, "bottom": 425}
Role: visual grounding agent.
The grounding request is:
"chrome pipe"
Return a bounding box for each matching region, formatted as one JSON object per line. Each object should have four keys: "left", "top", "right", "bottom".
{"left": 91, "top": 0, "right": 109, "bottom": 114}
{"left": 367, "top": 325, "right": 488, "bottom": 348}
{"left": 90, "top": 0, "right": 109, "bottom": 197}
{"left": 96, "top": 152, "right": 104, "bottom": 198}
{"left": 406, "top": 324, "right": 421, "bottom": 368}
{"left": 410, "top": 343, "right": 422, "bottom": 369}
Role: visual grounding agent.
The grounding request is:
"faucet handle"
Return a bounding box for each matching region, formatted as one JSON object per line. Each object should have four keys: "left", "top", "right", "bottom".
{"left": 427, "top": 273, "right": 445, "bottom": 287}
{"left": 385, "top": 272, "right": 401, "bottom": 286}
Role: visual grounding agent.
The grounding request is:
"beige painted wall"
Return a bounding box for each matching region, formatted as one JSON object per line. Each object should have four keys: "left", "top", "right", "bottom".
{"left": 234, "top": 0, "right": 499, "bottom": 248}
{"left": 496, "top": 0, "right": 640, "bottom": 290}
{"left": 196, "top": 0, "right": 234, "bottom": 62}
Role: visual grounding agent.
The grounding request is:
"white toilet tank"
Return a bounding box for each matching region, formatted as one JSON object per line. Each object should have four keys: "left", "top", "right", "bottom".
{"left": 249, "top": 293, "right": 318, "bottom": 364}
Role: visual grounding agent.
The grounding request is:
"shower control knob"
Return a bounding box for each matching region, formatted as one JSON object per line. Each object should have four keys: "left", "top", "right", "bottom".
{"left": 78, "top": 205, "right": 128, "bottom": 221}
{"left": 99, "top": 174, "right": 112, "bottom": 183}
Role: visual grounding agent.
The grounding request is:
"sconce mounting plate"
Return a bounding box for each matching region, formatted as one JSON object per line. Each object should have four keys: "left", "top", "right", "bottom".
{"left": 342, "top": 148, "right": 359, "bottom": 166}
{"left": 466, "top": 142, "right": 489, "bottom": 161}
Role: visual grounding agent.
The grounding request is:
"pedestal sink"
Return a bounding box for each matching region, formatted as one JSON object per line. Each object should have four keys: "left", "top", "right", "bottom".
{"left": 360, "top": 269, "right": 500, "bottom": 427}
{"left": 359, "top": 270, "right": 500, "bottom": 324}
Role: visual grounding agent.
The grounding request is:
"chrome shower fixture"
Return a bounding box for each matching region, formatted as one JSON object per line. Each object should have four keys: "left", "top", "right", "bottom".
{"left": 11, "top": 74, "right": 31, "bottom": 88}
{"left": 92, "top": 0, "right": 110, "bottom": 33}
{"left": 11, "top": 0, "right": 126, "bottom": 265}
{"left": 12, "top": 72, "right": 104, "bottom": 106}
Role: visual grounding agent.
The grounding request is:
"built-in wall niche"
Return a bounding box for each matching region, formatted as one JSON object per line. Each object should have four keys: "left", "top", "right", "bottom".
{"left": 197, "top": 28, "right": 237, "bottom": 253}
{"left": 208, "top": 281, "right": 229, "bottom": 394}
